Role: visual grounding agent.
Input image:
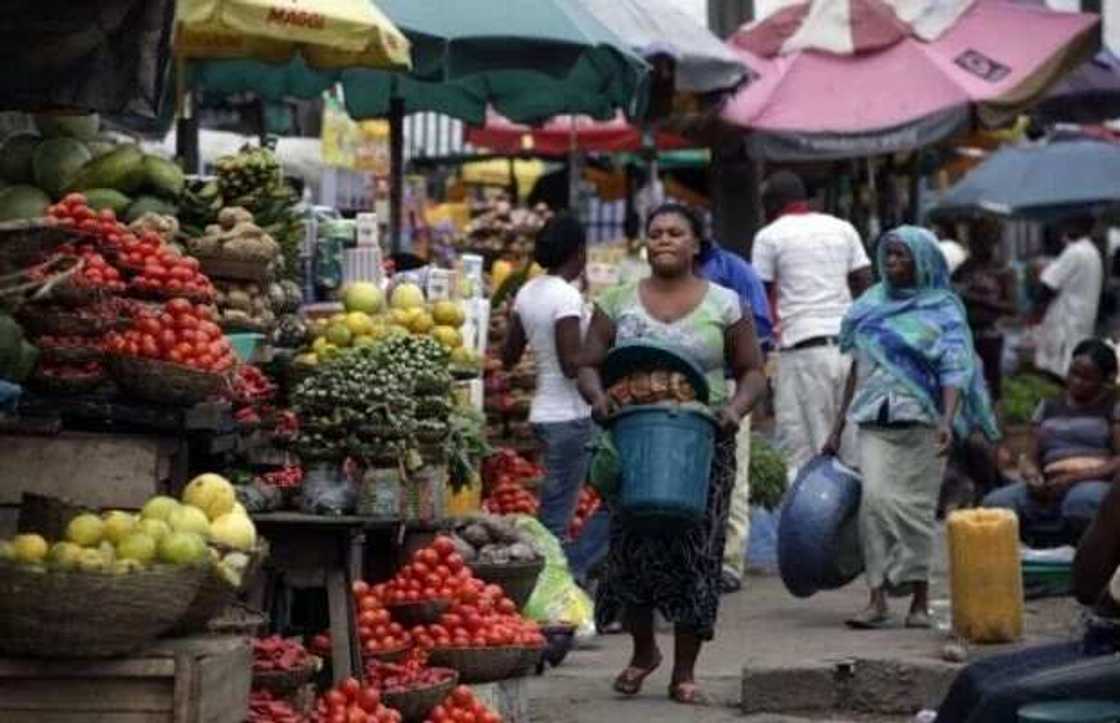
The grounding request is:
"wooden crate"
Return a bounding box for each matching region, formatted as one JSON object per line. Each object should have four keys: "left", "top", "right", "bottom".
{"left": 0, "top": 636, "right": 252, "bottom": 723}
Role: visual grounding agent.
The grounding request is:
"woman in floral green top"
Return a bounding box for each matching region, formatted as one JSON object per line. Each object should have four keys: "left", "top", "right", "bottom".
{"left": 579, "top": 204, "right": 767, "bottom": 706}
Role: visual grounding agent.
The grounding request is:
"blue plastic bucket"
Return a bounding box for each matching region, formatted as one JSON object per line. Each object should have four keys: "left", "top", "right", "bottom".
{"left": 609, "top": 404, "right": 716, "bottom": 522}
{"left": 1018, "top": 701, "right": 1120, "bottom": 723}
{"left": 226, "top": 333, "right": 264, "bottom": 362}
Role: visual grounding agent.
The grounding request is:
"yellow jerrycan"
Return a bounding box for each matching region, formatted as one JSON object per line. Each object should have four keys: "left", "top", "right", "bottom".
{"left": 946, "top": 508, "right": 1024, "bottom": 643}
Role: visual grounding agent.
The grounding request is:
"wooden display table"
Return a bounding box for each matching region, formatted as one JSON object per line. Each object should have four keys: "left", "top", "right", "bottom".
{"left": 251, "top": 513, "right": 400, "bottom": 683}
{"left": 0, "top": 635, "right": 251, "bottom": 723}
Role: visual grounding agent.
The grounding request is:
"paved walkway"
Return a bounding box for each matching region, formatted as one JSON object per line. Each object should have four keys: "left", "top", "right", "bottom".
{"left": 528, "top": 553, "right": 1078, "bottom": 722}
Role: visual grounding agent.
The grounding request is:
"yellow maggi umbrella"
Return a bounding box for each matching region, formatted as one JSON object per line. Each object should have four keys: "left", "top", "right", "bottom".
{"left": 176, "top": 0, "right": 411, "bottom": 70}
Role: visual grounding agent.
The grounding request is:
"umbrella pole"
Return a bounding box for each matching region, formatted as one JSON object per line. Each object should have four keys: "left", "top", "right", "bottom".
{"left": 389, "top": 97, "right": 404, "bottom": 254}
{"left": 175, "top": 58, "right": 200, "bottom": 175}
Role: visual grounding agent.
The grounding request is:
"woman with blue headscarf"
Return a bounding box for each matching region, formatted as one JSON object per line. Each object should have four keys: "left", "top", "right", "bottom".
{"left": 823, "top": 226, "right": 999, "bottom": 629}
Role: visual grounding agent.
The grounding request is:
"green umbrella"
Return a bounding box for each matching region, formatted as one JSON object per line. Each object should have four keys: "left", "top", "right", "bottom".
{"left": 190, "top": 0, "right": 649, "bottom": 124}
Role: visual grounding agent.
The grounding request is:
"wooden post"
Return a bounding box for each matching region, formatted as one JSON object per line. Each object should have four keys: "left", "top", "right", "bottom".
{"left": 389, "top": 97, "right": 405, "bottom": 254}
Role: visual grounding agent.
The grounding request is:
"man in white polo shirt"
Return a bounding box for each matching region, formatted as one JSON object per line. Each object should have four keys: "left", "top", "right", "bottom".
{"left": 752, "top": 171, "right": 873, "bottom": 470}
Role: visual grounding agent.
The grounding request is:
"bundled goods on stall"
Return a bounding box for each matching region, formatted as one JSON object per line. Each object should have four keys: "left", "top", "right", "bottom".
{"left": 0, "top": 111, "right": 183, "bottom": 224}
{"left": 311, "top": 677, "right": 402, "bottom": 723}
{"left": 568, "top": 487, "right": 601, "bottom": 539}
{"left": 179, "top": 144, "right": 304, "bottom": 282}
{"left": 482, "top": 351, "right": 534, "bottom": 444}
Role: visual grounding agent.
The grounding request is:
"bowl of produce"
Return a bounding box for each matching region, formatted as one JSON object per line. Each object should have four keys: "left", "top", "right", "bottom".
{"left": 30, "top": 360, "right": 106, "bottom": 395}
{"left": 427, "top": 645, "right": 528, "bottom": 685}
{"left": 373, "top": 662, "right": 459, "bottom": 723}
{"left": 0, "top": 552, "right": 208, "bottom": 658}
{"left": 450, "top": 515, "right": 545, "bottom": 609}
{"left": 602, "top": 340, "right": 710, "bottom": 405}
{"left": 251, "top": 635, "right": 318, "bottom": 693}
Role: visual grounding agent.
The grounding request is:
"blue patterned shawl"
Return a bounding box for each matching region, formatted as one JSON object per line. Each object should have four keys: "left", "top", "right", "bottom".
{"left": 839, "top": 226, "right": 1000, "bottom": 441}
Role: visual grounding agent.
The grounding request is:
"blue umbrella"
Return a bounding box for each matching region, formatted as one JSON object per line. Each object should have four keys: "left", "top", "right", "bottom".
{"left": 931, "top": 136, "right": 1120, "bottom": 221}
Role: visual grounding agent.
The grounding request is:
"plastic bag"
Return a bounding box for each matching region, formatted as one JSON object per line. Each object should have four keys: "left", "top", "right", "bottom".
{"left": 587, "top": 430, "right": 620, "bottom": 502}
{"left": 301, "top": 463, "right": 356, "bottom": 515}
{"left": 511, "top": 515, "right": 595, "bottom": 640}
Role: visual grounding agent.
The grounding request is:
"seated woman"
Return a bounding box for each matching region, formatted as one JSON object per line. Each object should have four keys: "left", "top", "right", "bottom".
{"left": 934, "top": 482, "right": 1120, "bottom": 723}
{"left": 983, "top": 339, "right": 1120, "bottom": 547}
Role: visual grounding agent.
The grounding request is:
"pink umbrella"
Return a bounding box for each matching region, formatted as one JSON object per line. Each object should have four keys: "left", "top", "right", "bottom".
{"left": 721, "top": 0, "right": 1098, "bottom": 160}
{"left": 466, "top": 108, "right": 690, "bottom": 155}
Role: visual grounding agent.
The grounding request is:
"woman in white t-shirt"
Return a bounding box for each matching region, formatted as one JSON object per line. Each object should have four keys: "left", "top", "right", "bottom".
{"left": 502, "top": 214, "right": 592, "bottom": 541}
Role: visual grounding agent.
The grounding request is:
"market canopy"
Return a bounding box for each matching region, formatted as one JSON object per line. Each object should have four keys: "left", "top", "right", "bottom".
{"left": 930, "top": 135, "right": 1120, "bottom": 220}
{"left": 337, "top": 0, "right": 650, "bottom": 125}
{"left": 465, "top": 109, "right": 690, "bottom": 156}
{"left": 720, "top": 0, "right": 1098, "bottom": 160}
{"left": 573, "top": 0, "right": 749, "bottom": 94}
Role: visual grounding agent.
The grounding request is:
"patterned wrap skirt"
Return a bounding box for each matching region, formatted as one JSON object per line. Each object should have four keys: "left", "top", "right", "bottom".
{"left": 595, "top": 433, "right": 736, "bottom": 640}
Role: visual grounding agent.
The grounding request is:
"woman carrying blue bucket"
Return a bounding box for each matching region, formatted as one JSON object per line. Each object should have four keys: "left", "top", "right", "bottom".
{"left": 578, "top": 204, "right": 767, "bottom": 706}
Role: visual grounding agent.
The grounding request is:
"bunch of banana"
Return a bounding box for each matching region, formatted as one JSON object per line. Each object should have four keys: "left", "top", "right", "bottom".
{"left": 215, "top": 144, "right": 283, "bottom": 201}
{"left": 178, "top": 179, "right": 223, "bottom": 238}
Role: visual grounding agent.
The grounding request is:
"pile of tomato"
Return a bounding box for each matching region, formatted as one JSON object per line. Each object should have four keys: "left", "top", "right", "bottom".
{"left": 36, "top": 242, "right": 126, "bottom": 292}
{"left": 568, "top": 486, "right": 602, "bottom": 539}
{"left": 410, "top": 582, "right": 544, "bottom": 651}
{"left": 423, "top": 685, "right": 501, "bottom": 723}
{"left": 103, "top": 299, "right": 236, "bottom": 373}
{"left": 46, "top": 194, "right": 128, "bottom": 246}
{"left": 481, "top": 477, "right": 538, "bottom": 516}
{"left": 128, "top": 245, "right": 215, "bottom": 303}
{"left": 311, "top": 677, "right": 401, "bottom": 723}
{"left": 379, "top": 536, "right": 467, "bottom": 605}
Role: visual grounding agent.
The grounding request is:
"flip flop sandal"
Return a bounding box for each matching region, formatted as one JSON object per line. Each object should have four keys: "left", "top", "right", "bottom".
{"left": 612, "top": 654, "right": 662, "bottom": 696}
{"left": 905, "top": 611, "right": 932, "bottom": 629}
{"left": 669, "top": 681, "right": 712, "bottom": 706}
{"left": 845, "top": 609, "right": 893, "bottom": 630}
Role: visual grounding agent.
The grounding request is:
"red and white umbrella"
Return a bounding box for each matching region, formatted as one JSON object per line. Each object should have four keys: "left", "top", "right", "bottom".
{"left": 721, "top": 0, "right": 1099, "bottom": 160}
{"left": 466, "top": 108, "right": 689, "bottom": 155}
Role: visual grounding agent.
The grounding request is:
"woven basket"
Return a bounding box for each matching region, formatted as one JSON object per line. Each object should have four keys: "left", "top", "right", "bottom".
{"left": 253, "top": 658, "right": 318, "bottom": 693}
{"left": 47, "top": 279, "right": 112, "bottom": 308}
{"left": 39, "top": 343, "right": 103, "bottom": 366}
{"left": 386, "top": 599, "right": 451, "bottom": 628}
{"left": 17, "top": 492, "right": 87, "bottom": 541}
{"left": 166, "top": 540, "right": 268, "bottom": 637}
{"left": 0, "top": 562, "right": 206, "bottom": 658}
{"left": 515, "top": 645, "right": 545, "bottom": 677}
{"left": 107, "top": 354, "right": 228, "bottom": 406}
{"left": 128, "top": 283, "right": 213, "bottom": 306}
{"left": 468, "top": 559, "right": 545, "bottom": 610}
{"left": 30, "top": 367, "right": 106, "bottom": 396}
{"left": 0, "top": 220, "right": 81, "bottom": 271}
{"left": 382, "top": 671, "right": 458, "bottom": 722}
{"left": 20, "top": 307, "right": 114, "bottom": 338}
{"left": 427, "top": 646, "right": 527, "bottom": 684}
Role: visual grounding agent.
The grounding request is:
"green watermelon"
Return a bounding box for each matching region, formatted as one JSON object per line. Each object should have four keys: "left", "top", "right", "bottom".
{"left": 141, "top": 155, "right": 185, "bottom": 198}
{"left": 0, "top": 185, "right": 51, "bottom": 221}
{"left": 33, "top": 138, "right": 92, "bottom": 198}
{"left": 65, "top": 144, "right": 145, "bottom": 194}
{"left": 0, "top": 133, "right": 41, "bottom": 184}
{"left": 83, "top": 188, "right": 132, "bottom": 215}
